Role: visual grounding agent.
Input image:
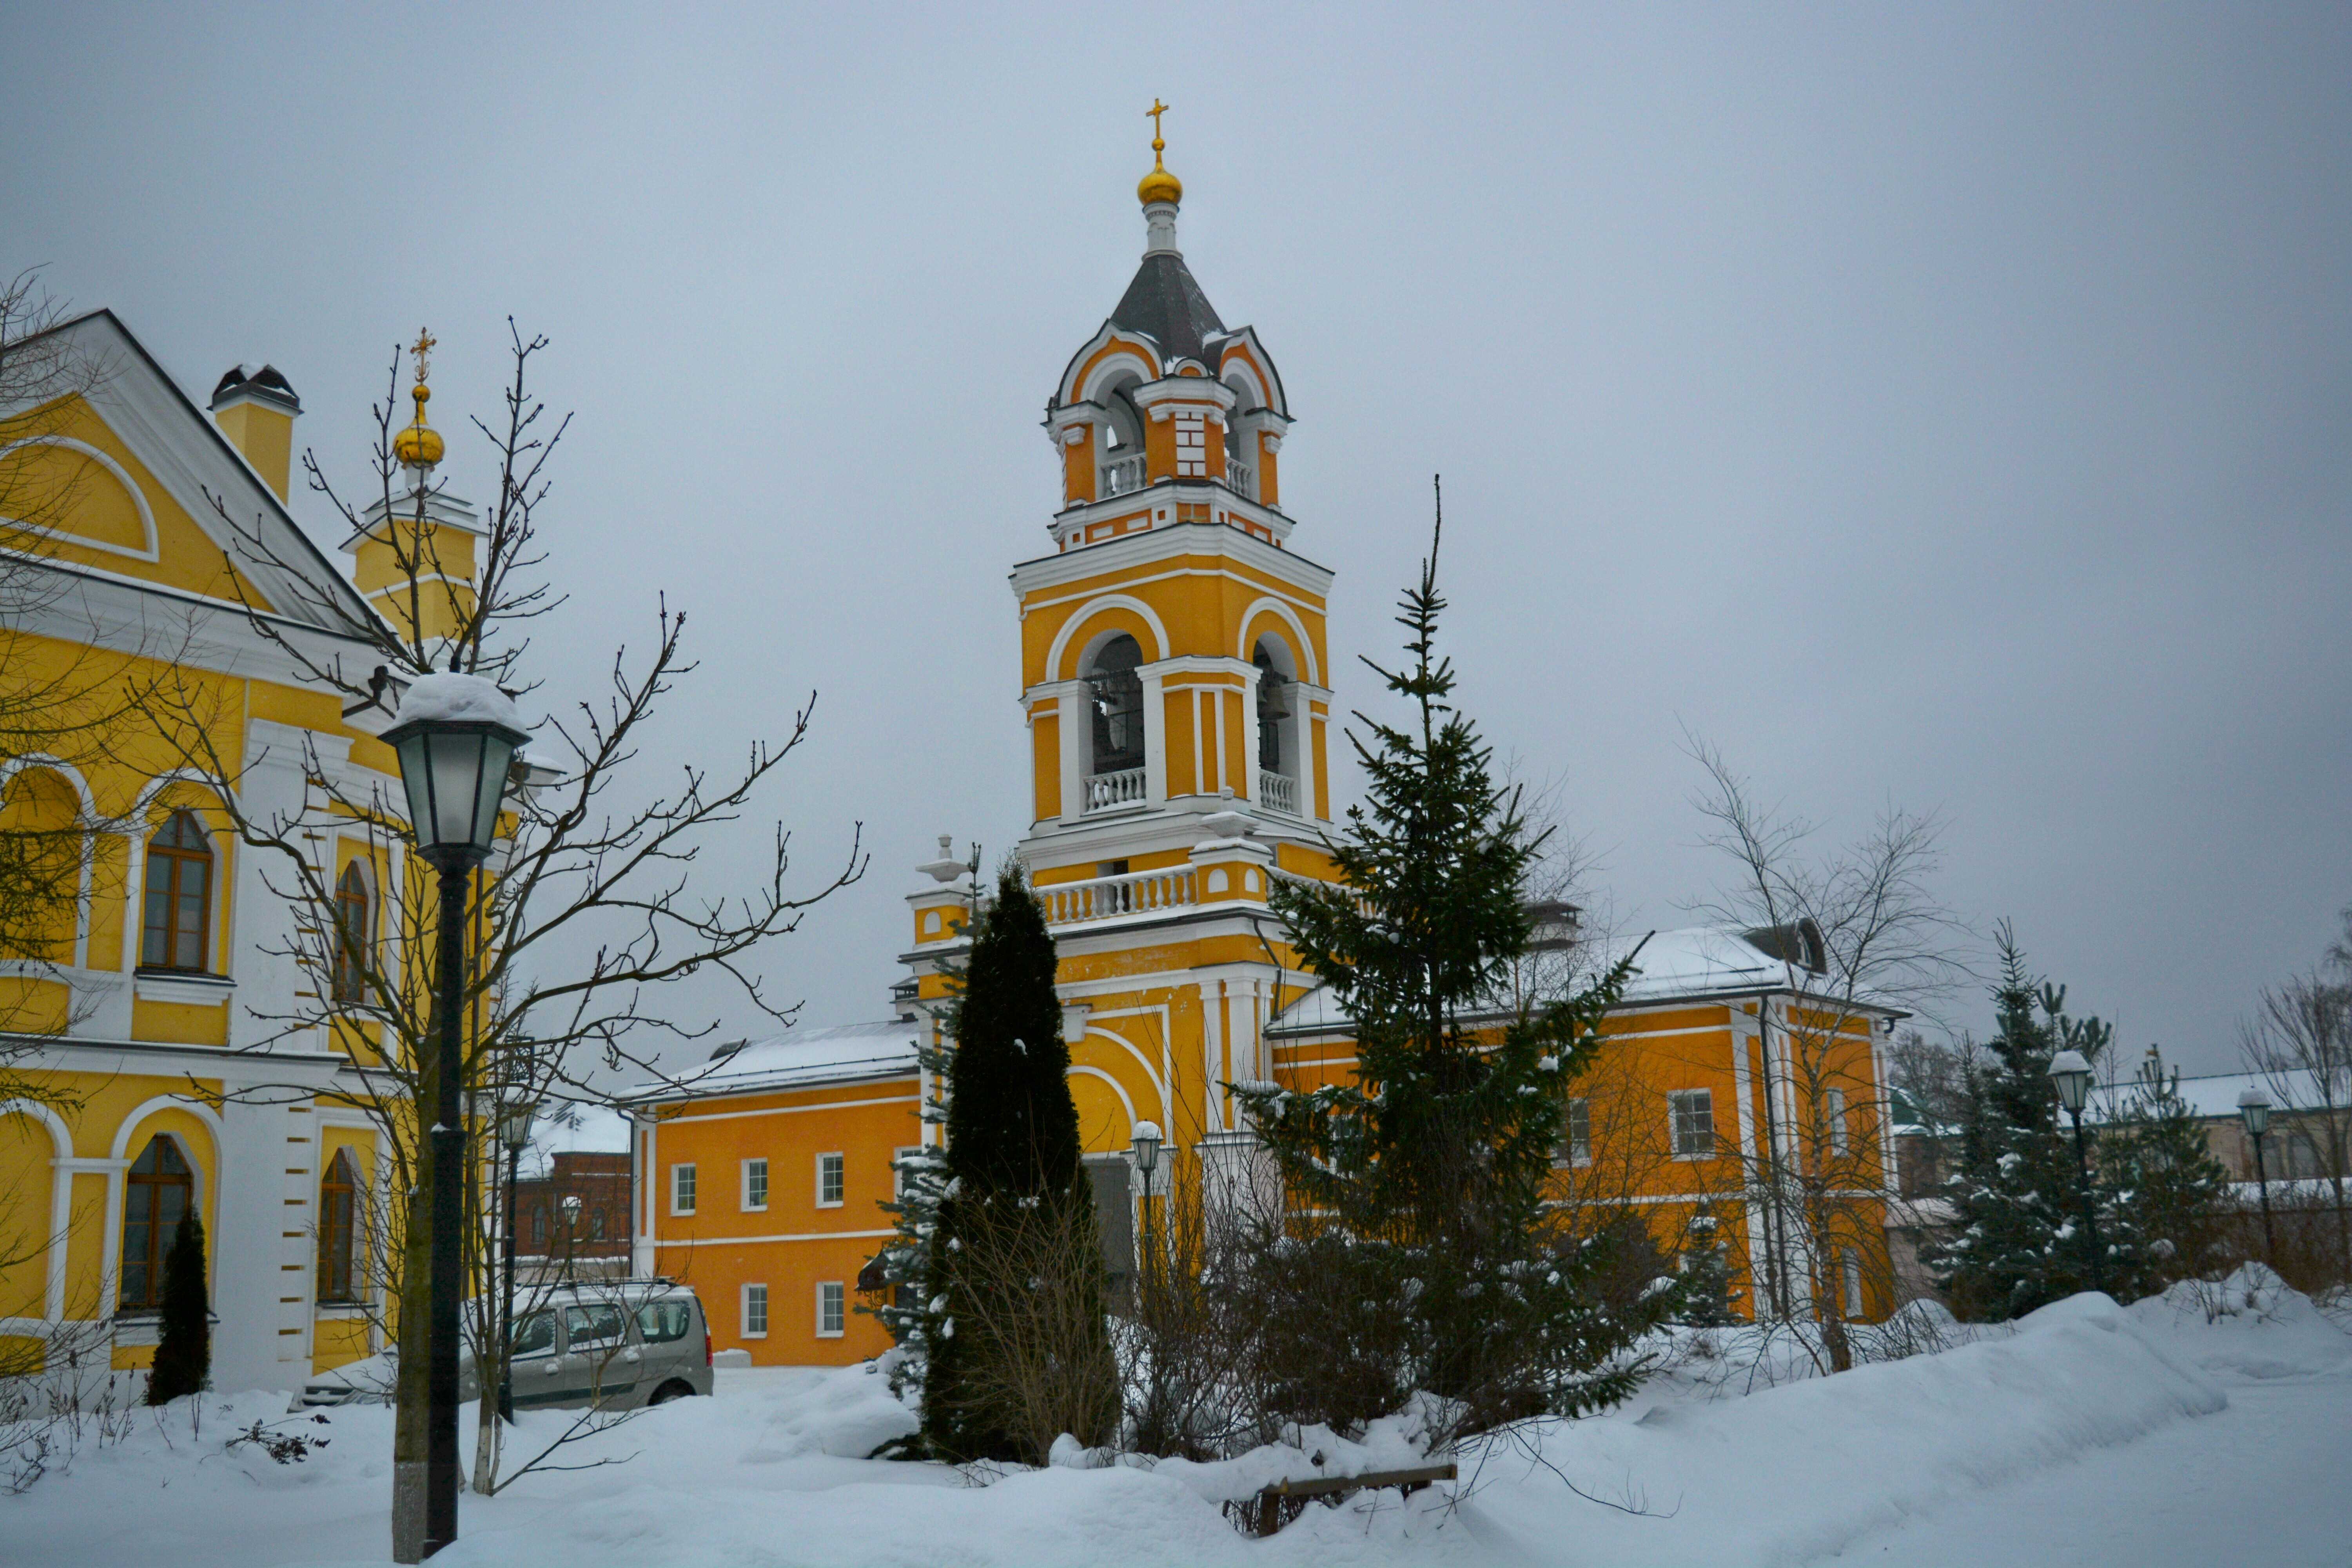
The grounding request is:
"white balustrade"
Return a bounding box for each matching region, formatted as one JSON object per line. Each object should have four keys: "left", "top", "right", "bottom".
{"left": 1083, "top": 767, "right": 1148, "bottom": 812}
{"left": 1100, "top": 455, "right": 1147, "bottom": 497}
{"left": 1257, "top": 771, "right": 1298, "bottom": 816}
{"left": 1040, "top": 865, "right": 1200, "bottom": 926}
{"left": 1224, "top": 457, "right": 1256, "bottom": 499}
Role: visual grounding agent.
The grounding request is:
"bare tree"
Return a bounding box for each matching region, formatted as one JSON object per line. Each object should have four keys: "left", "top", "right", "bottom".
{"left": 1685, "top": 738, "right": 1970, "bottom": 1372}
{"left": 140, "top": 325, "right": 863, "bottom": 1558}
{"left": 2240, "top": 965, "right": 2352, "bottom": 1277}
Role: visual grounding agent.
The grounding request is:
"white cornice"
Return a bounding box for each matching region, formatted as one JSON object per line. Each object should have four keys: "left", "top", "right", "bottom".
{"left": 1132, "top": 377, "right": 1238, "bottom": 415}
{"left": 1011, "top": 521, "right": 1334, "bottom": 600}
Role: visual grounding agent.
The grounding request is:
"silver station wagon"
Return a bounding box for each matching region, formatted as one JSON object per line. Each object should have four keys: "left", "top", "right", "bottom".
{"left": 297, "top": 1281, "right": 713, "bottom": 1413}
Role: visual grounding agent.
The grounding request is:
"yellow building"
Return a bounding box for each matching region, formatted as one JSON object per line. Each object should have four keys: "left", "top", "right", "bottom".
{"left": 0, "top": 312, "right": 469, "bottom": 1387}
{"left": 627, "top": 135, "right": 1905, "bottom": 1365}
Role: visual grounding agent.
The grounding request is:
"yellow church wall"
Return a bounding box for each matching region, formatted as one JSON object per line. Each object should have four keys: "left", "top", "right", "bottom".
{"left": 1031, "top": 708, "right": 1062, "bottom": 820}
{"left": 1161, "top": 686, "right": 1198, "bottom": 797}
{"left": 9, "top": 398, "right": 278, "bottom": 610}
{"left": 309, "top": 1123, "right": 379, "bottom": 1371}
{"left": 0, "top": 1108, "right": 56, "bottom": 1321}
{"left": 1017, "top": 551, "right": 1329, "bottom": 685}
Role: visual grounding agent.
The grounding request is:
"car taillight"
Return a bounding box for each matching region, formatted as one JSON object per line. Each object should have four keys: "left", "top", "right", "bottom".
{"left": 704, "top": 1327, "right": 713, "bottom": 1368}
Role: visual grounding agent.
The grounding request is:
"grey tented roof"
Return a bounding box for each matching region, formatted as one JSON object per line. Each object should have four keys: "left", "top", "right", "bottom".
{"left": 1110, "top": 252, "right": 1226, "bottom": 370}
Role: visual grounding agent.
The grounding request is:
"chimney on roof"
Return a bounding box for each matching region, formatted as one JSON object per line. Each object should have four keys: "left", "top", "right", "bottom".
{"left": 209, "top": 363, "right": 301, "bottom": 501}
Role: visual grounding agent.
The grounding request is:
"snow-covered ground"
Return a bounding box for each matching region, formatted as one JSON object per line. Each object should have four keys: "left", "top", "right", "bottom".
{"left": 6, "top": 1269, "right": 2347, "bottom": 1568}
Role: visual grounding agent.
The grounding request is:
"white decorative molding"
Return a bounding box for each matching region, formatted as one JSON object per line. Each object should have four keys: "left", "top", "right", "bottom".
{"left": 0, "top": 436, "right": 160, "bottom": 560}
{"left": 131, "top": 972, "right": 236, "bottom": 1007}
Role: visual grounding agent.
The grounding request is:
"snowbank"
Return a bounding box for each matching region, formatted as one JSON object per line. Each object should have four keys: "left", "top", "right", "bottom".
{"left": 5, "top": 1284, "right": 2343, "bottom": 1568}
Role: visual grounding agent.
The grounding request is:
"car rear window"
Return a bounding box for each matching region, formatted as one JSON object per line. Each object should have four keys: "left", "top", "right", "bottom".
{"left": 636, "top": 1299, "right": 693, "bottom": 1343}
{"left": 564, "top": 1303, "right": 627, "bottom": 1349}
{"left": 512, "top": 1311, "right": 556, "bottom": 1357}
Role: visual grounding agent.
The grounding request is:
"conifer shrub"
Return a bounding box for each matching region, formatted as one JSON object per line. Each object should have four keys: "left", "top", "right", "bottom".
{"left": 1229, "top": 500, "right": 1681, "bottom": 1451}
{"left": 146, "top": 1209, "right": 210, "bottom": 1405}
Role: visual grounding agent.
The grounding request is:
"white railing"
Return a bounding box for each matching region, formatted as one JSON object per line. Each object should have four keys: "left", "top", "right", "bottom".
{"left": 1041, "top": 865, "right": 1198, "bottom": 926}
{"left": 1224, "top": 457, "right": 1256, "bottom": 499}
{"left": 1083, "top": 767, "right": 1147, "bottom": 812}
{"left": 1257, "top": 771, "right": 1298, "bottom": 816}
{"left": 1100, "top": 455, "right": 1147, "bottom": 497}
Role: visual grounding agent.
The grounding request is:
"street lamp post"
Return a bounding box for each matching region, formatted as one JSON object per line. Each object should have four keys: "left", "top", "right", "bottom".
{"left": 1129, "top": 1121, "right": 1162, "bottom": 1313}
{"left": 2047, "top": 1049, "right": 2104, "bottom": 1296}
{"left": 495, "top": 1097, "right": 536, "bottom": 1424}
{"left": 384, "top": 673, "right": 530, "bottom": 1559}
{"left": 2238, "top": 1087, "right": 2277, "bottom": 1265}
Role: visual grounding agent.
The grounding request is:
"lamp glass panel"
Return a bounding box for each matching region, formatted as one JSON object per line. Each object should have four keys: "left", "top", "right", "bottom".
{"left": 424, "top": 731, "right": 485, "bottom": 848}
{"left": 395, "top": 733, "right": 435, "bottom": 848}
{"left": 470, "top": 733, "right": 517, "bottom": 851}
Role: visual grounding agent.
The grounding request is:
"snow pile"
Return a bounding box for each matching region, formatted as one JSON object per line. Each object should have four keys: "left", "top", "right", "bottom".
{"left": 6, "top": 1287, "right": 2346, "bottom": 1568}
{"left": 2125, "top": 1262, "right": 2352, "bottom": 1382}
{"left": 390, "top": 672, "right": 524, "bottom": 732}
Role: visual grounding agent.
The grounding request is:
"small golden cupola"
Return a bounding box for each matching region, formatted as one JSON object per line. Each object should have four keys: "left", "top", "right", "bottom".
{"left": 391, "top": 328, "right": 445, "bottom": 471}
{"left": 349, "top": 327, "right": 485, "bottom": 649}
{"left": 1137, "top": 98, "right": 1182, "bottom": 208}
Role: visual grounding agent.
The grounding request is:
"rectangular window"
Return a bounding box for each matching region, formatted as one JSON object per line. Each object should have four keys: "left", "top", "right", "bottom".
{"left": 671, "top": 1163, "right": 697, "bottom": 1215}
{"left": 1670, "top": 1090, "right": 1716, "bottom": 1158}
{"left": 893, "top": 1147, "right": 922, "bottom": 1201}
{"left": 1841, "top": 1250, "right": 1865, "bottom": 1318}
{"left": 742, "top": 1282, "right": 768, "bottom": 1338}
{"left": 1557, "top": 1098, "right": 1592, "bottom": 1167}
{"left": 1826, "top": 1088, "right": 1851, "bottom": 1155}
{"left": 816, "top": 1280, "right": 845, "bottom": 1338}
{"left": 817, "top": 1152, "right": 845, "bottom": 1207}
{"left": 743, "top": 1158, "right": 768, "bottom": 1211}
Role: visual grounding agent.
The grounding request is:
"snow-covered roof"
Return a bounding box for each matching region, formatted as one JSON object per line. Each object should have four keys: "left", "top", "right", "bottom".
{"left": 521, "top": 1104, "right": 632, "bottom": 1174}
{"left": 2100, "top": 1069, "right": 2340, "bottom": 1121}
{"left": 621, "top": 1017, "right": 923, "bottom": 1106}
{"left": 1270, "top": 924, "right": 1899, "bottom": 1036}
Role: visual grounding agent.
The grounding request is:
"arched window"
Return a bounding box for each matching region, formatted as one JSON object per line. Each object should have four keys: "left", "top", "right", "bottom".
{"left": 140, "top": 809, "right": 213, "bottom": 973}
{"left": 1085, "top": 635, "right": 1145, "bottom": 779}
{"left": 120, "top": 1136, "right": 192, "bottom": 1310}
{"left": 331, "top": 861, "right": 372, "bottom": 1006}
{"left": 317, "top": 1148, "right": 358, "bottom": 1302}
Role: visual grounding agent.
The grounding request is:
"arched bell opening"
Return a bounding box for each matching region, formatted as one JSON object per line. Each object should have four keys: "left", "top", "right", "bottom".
{"left": 1251, "top": 636, "right": 1301, "bottom": 817}
{"left": 1097, "top": 376, "right": 1148, "bottom": 499}
{"left": 1082, "top": 633, "right": 1147, "bottom": 812}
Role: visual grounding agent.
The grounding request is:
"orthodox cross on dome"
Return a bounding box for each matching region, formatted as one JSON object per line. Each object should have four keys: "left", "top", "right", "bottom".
{"left": 1138, "top": 99, "right": 1182, "bottom": 208}
{"left": 409, "top": 328, "right": 436, "bottom": 387}
{"left": 1147, "top": 98, "right": 1169, "bottom": 155}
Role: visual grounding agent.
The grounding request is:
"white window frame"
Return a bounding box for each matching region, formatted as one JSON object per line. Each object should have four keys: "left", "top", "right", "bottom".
{"left": 741, "top": 1281, "right": 768, "bottom": 1339}
{"left": 670, "top": 1162, "right": 697, "bottom": 1215}
{"left": 1669, "top": 1090, "right": 1716, "bottom": 1160}
{"left": 742, "top": 1156, "right": 769, "bottom": 1212}
{"left": 892, "top": 1146, "right": 922, "bottom": 1201}
{"left": 816, "top": 1151, "right": 845, "bottom": 1209}
{"left": 1825, "top": 1087, "right": 1851, "bottom": 1156}
{"left": 1557, "top": 1097, "right": 1592, "bottom": 1168}
{"left": 815, "top": 1279, "right": 845, "bottom": 1338}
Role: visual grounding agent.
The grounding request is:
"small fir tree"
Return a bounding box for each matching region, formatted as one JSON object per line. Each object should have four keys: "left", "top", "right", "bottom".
{"left": 920, "top": 867, "right": 1115, "bottom": 1463}
{"left": 2102, "top": 1046, "right": 2232, "bottom": 1292}
{"left": 146, "top": 1208, "right": 210, "bottom": 1404}
{"left": 1927, "top": 927, "right": 2136, "bottom": 1318}
{"left": 1231, "top": 495, "right": 1677, "bottom": 1448}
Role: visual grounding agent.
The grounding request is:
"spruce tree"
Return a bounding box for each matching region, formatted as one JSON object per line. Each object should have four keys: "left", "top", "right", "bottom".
{"left": 2102, "top": 1046, "right": 2232, "bottom": 1293}
{"left": 1231, "top": 497, "right": 1677, "bottom": 1447}
{"left": 146, "top": 1208, "right": 210, "bottom": 1404}
{"left": 920, "top": 867, "right": 1114, "bottom": 1463}
{"left": 1927, "top": 928, "right": 2135, "bottom": 1318}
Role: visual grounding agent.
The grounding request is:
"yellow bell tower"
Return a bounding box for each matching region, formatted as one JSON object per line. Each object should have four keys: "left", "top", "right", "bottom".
{"left": 343, "top": 328, "right": 486, "bottom": 652}
{"left": 907, "top": 108, "right": 1347, "bottom": 1226}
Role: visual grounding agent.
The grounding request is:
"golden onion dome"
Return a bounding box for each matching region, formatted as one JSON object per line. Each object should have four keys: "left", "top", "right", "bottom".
{"left": 393, "top": 383, "right": 444, "bottom": 469}
{"left": 1138, "top": 160, "right": 1182, "bottom": 207}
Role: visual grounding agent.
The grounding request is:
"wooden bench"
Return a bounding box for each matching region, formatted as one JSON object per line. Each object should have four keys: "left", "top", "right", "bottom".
{"left": 1242, "top": 1461, "right": 1459, "bottom": 1537}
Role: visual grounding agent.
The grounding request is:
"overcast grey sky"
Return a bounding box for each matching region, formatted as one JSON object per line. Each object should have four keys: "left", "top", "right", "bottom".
{"left": 7, "top": 4, "right": 2347, "bottom": 1072}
